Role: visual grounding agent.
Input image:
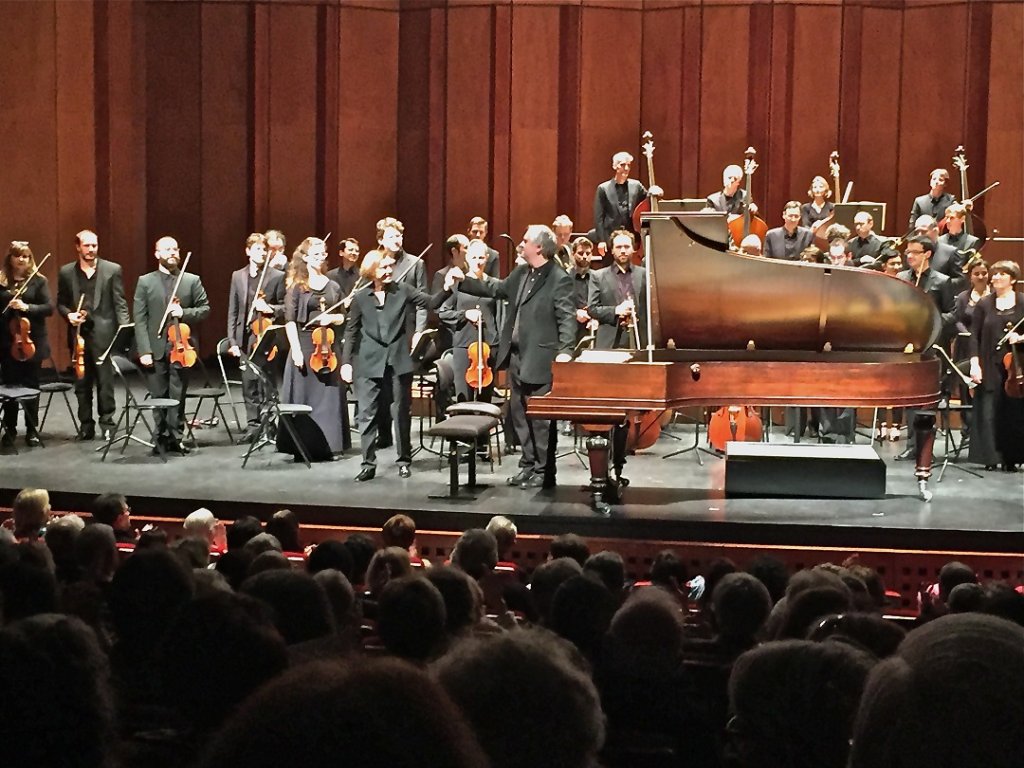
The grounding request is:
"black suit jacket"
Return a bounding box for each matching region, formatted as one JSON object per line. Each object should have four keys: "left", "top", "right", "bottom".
{"left": 342, "top": 283, "right": 450, "bottom": 378}
{"left": 438, "top": 286, "right": 499, "bottom": 349}
{"left": 898, "top": 267, "right": 955, "bottom": 342}
{"left": 909, "top": 192, "right": 956, "bottom": 227}
{"left": 326, "top": 265, "right": 359, "bottom": 299}
{"left": 458, "top": 261, "right": 576, "bottom": 386}
{"left": 133, "top": 270, "right": 211, "bottom": 359}
{"left": 928, "top": 241, "right": 964, "bottom": 281}
{"left": 390, "top": 250, "right": 428, "bottom": 333}
{"left": 0, "top": 275, "right": 52, "bottom": 361}
{"left": 588, "top": 265, "right": 648, "bottom": 349}
{"left": 593, "top": 178, "right": 647, "bottom": 245}
{"left": 57, "top": 259, "right": 130, "bottom": 355}
{"left": 764, "top": 227, "right": 814, "bottom": 261}
{"left": 706, "top": 189, "right": 750, "bottom": 215}
{"left": 226, "top": 266, "right": 285, "bottom": 349}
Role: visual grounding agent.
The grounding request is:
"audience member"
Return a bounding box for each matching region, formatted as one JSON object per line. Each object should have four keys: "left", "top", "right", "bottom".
{"left": 242, "top": 532, "right": 282, "bottom": 556}
{"left": 775, "top": 584, "right": 854, "bottom": 640}
{"left": 583, "top": 550, "right": 627, "bottom": 603}
{"left": 745, "top": 554, "right": 790, "bottom": 605}
{"left": 11, "top": 487, "right": 51, "bottom": 541}
{"left": 485, "top": 514, "right": 517, "bottom": 561}
{"left": 225, "top": 516, "right": 262, "bottom": 551}
{"left": 240, "top": 569, "right": 334, "bottom": 646}
{"left": 182, "top": 508, "right": 224, "bottom": 551}
{"left": 450, "top": 528, "right": 498, "bottom": 579}
{"left": 265, "top": 509, "right": 301, "bottom": 553}
{"left": 307, "top": 539, "right": 354, "bottom": 580}
{"left": 246, "top": 550, "right": 291, "bottom": 577}
{"left": 364, "top": 546, "right": 413, "bottom": 601}
{"left": 426, "top": 566, "right": 485, "bottom": 636}
{"left": 530, "top": 556, "right": 583, "bottom": 625}
{"left": 549, "top": 573, "right": 615, "bottom": 664}
{"left": 44, "top": 513, "right": 85, "bottom": 583}
{"left": 90, "top": 493, "right": 136, "bottom": 543}
{"left": 170, "top": 536, "right": 210, "bottom": 569}
{"left": 377, "top": 575, "right": 447, "bottom": 663}
{"left": 806, "top": 611, "right": 906, "bottom": 658}
{"left": 343, "top": 533, "right": 377, "bottom": 586}
{"left": 550, "top": 533, "right": 590, "bottom": 567}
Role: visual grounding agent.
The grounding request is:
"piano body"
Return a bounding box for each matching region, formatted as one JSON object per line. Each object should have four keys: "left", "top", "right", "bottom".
{"left": 528, "top": 212, "right": 943, "bottom": 511}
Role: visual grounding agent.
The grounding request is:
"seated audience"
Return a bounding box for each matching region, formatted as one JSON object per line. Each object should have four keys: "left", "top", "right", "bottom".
{"left": 240, "top": 569, "right": 334, "bottom": 646}
{"left": 376, "top": 575, "right": 447, "bottom": 663}
{"left": 11, "top": 487, "right": 51, "bottom": 541}
{"left": 530, "top": 557, "right": 583, "bottom": 626}
{"left": 90, "top": 493, "right": 137, "bottom": 543}
{"left": 549, "top": 533, "right": 590, "bottom": 567}
{"left": 264, "top": 509, "right": 301, "bottom": 554}
{"left": 549, "top": 574, "right": 616, "bottom": 664}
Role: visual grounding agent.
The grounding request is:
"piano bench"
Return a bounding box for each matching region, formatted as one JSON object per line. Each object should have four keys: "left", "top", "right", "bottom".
{"left": 427, "top": 415, "right": 500, "bottom": 501}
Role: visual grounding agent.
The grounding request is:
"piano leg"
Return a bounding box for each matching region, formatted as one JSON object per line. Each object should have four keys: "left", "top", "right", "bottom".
{"left": 912, "top": 411, "right": 937, "bottom": 502}
{"left": 585, "top": 430, "right": 615, "bottom": 516}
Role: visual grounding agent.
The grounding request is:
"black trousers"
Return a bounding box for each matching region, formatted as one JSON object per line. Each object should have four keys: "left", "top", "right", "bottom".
{"left": 146, "top": 357, "right": 190, "bottom": 442}
{"left": 508, "top": 353, "right": 556, "bottom": 475}
{"left": 1, "top": 357, "right": 40, "bottom": 435}
{"left": 75, "top": 345, "right": 116, "bottom": 429}
{"left": 357, "top": 367, "right": 412, "bottom": 468}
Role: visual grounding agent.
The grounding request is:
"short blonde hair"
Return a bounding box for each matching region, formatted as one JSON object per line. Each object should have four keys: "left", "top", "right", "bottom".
{"left": 13, "top": 488, "right": 51, "bottom": 538}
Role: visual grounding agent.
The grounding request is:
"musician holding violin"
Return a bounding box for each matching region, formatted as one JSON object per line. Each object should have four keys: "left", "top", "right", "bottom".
{"left": 133, "top": 236, "right": 210, "bottom": 454}
{"left": 0, "top": 241, "right": 52, "bottom": 448}
{"left": 341, "top": 248, "right": 459, "bottom": 482}
{"left": 227, "top": 232, "right": 285, "bottom": 440}
{"left": 281, "top": 236, "right": 350, "bottom": 460}
{"left": 57, "top": 229, "right": 130, "bottom": 441}
{"left": 967, "top": 260, "right": 1024, "bottom": 472}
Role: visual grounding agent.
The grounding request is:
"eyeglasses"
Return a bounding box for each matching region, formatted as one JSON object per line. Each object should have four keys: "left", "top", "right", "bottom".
{"left": 904, "top": 249, "right": 926, "bottom": 256}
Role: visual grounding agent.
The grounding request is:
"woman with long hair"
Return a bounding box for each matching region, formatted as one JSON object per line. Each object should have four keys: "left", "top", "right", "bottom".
{"left": 0, "top": 241, "right": 52, "bottom": 447}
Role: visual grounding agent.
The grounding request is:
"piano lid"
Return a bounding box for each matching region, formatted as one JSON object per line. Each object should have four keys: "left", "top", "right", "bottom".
{"left": 643, "top": 212, "right": 941, "bottom": 354}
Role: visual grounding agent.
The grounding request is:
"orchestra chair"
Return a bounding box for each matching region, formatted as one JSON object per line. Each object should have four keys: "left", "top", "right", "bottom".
{"left": 444, "top": 400, "right": 504, "bottom": 471}
{"left": 0, "top": 384, "right": 44, "bottom": 453}
{"left": 37, "top": 356, "right": 79, "bottom": 436}
{"left": 183, "top": 354, "right": 236, "bottom": 448}
{"left": 426, "top": 411, "right": 500, "bottom": 501}
{"left": 238, "top": 351, "right": 313, "bottom": 469}
{"left": 100, "top": 354, "right": 177, "bottom": 463}
{"left": 215, "top": 337, "right": 246, "bottom": 436}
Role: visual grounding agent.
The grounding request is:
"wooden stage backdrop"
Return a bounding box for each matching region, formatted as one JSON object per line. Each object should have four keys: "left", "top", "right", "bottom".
{"left": 1, "top": 0, "right": 1022, "bottom": 369}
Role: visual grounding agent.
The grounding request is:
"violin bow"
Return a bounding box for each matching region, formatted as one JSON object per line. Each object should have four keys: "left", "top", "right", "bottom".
{"left": 157, "top": 251, "right": 192, "bottom": 336}
{"left": 2, "top": 252, "right": 50, "bottom": 313}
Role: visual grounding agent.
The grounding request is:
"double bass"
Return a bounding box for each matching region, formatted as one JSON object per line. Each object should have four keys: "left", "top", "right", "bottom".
{"left": 727, "top": 147, "right": 768, "bottom": 249}
{"left": 630, "top": 130, "right": 660, "bottom": 263}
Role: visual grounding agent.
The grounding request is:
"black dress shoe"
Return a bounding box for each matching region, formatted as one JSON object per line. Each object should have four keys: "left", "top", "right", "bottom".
{"left": 76, "top": 427, "right": 96, "bottom": 441}
{"left": 398, "top": 465, "right": 411, "bottom": 478}
{"left": 25, "top": 434, "right": 41, "bottom": 447}
{"left": 166, "top": 440, "right": 191, "bottom": 455}
{"left": 355, "top": 467, "right": 376, "bottom": 482}
{"left": 507, "top": 469, "right": 533, "bottom": 487}
{"left": 894, "top": 448, "right": 916, "bottom": 461}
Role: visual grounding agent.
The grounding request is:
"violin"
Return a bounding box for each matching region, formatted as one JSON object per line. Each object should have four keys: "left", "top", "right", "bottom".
{"left": 72, "top": 295, "right": 87, "bottom": 379}
{"left": 727, "top": 147, "right": 768, "bottom": 249}
{"left": 309, "top": 298, "right": 338, "bottom": 374}
{"left": 158, "top": 252, "right": 197, "bottom": 369}
{"left": 1004, "top": 343, "right": 1024, "bottom": 399}
{"left": 4, "top": 252, "right": 50, "bottom": 363}
{"left": 249, "top": 293, "right": 278, "bottom": 362}
{"left": 630, "top": 131, "right": 660, "bottom": 264}
{"left": 707, "top": 405, "right": 763, "bottom": 453}
{"left": 465, "top": 305, "right": 493, "bottom": 394}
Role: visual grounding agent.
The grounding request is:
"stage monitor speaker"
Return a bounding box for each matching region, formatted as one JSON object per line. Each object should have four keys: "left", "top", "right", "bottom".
{"left": 724, "top": 442, "right": 886, "bottom": 499}
{"left": 833, "top": 202, "right": 886, "bottom": 233}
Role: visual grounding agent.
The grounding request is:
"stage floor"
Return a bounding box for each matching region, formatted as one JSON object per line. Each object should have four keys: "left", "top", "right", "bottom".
{"left": 3, "top": 393, "right": 1022, "bottom": 553}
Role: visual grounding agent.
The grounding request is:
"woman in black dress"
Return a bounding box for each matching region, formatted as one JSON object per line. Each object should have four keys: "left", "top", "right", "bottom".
{"left": 0, "top": 241, "right": 52, "bottom": 447}
{"left": 968, "top": 260, "right": 1024, "bottom": 471}
{"left": 281, "top": 236, "right": 350, "bottom": 459}
{"left": 800, "top": 175, "right": 834, "bottom": 230}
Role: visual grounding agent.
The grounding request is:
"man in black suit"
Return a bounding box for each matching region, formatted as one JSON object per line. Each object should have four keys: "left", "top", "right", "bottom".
{"left": 763, "top": 201, "right": 815, "bottom": 261}
{"left": 133, "top": 236, "right": 211, "bottom": 453}
{"left": 850, "top": 211, "right": 885, "bottom": 265}
{"left": 592, "top": 151, "right": 662, "bottom": 251}
{"left": 226, "top": 232, "right": 285, "bottom": 440}
{"left": 326, "top": 237, "right": 361, "bottom": 299}
{"left": 914, "top": 215, "right": 963, "bottom": 286}
{"left": 551, "top": 214, "right": 574, "bottom": 271}
{"left": 431, "top": 234, "right": 470, "bottom": 355}
{"left": 452, "top": 225, "right": 576, "bottom": 490}
{"left": 588, "top": 229, "right": 648, "bottom": 350}
{"left": 570, "top": 237, "right": 597, "bottom": 347}
{"left": 706, "top": 164, "right": 758, "bottom": 216}
{"left": 908, "top": 168, "right": 956, "bottom": 228}
{"left": 340, "top": 250, "right": 457, "bottom": 481}
{"left": 57, "top": 229, "right": 130, "bottom": 441}
{"left": 467, "top": 216, "right": 501, "bottom": 278}
{"left": 895, "top": 236, "right": 956, "bottom": 461}
{"left": 938, "top": 203, "right": 981, "bottom": 286}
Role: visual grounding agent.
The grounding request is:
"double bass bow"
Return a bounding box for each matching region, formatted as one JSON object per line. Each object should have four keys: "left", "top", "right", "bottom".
{"left": 158, "top": 251, "right": 198, "bottom": 369}
{"left": 727, "top": 147, "right": 768, "bottom": 249}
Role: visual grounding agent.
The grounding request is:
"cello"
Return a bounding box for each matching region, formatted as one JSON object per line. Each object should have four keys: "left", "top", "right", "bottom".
{"left": 630, "top": 130, "right": 660, "bottom": 264}
{"left": 727, "top": 147, "right": 768, "bottom": 249}
{"left": 707, "top": 405, "right": 763, "bottom": 453}
{"left": 158, "top": 252, "right": 198, "bottom": 369}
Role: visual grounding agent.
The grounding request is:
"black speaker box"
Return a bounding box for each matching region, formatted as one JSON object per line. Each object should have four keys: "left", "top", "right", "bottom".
{"left": 724, "top": 442, "right": 886, "bottom": 499}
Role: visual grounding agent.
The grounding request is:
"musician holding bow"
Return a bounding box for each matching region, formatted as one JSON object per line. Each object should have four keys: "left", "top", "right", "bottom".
{"left": 592, "top": 151, "right": 662, "bottom": 255}
{"left": 133, "top": 236, "right": 210, "bottom": 454}
{"left": 226, "top": 232, "right": 285, "bottom": 441}
{"left": 57, "top": 229, "right": 130, "bottom": 442}
{"left": 0, "top": 241, "right": 52, "bottom": 448}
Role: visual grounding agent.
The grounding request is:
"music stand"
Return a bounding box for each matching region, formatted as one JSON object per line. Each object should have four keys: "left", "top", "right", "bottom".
{"left": 410, "top": 329, "right": 444, "bottom": 458}
{"left": 244, "top": 326, "right": 287, "bottom": 452}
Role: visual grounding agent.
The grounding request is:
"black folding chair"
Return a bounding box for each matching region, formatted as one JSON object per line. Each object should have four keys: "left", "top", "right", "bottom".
{"left": 99, "top": 354, "right": 178, "bottom": 463}
{"left": 183, "top": 354, "right": 236, "bottom": 447}
{"left": 0, "top": 385, "right": 44, "bottom": 453}
{"left": 37, "top": 356, "right": 80, "bottom": 436}
{"left": 238, "top": 351, "right": 313, "bottom": 469}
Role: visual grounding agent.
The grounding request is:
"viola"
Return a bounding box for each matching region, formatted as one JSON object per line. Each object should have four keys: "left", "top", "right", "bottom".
{"left": 309, "top": 325, "right": 337, "bottom": 374}
{"left": 465, "top": 305, "right": 493, "bottom": 394}
{"left": 728, "top": 147, "right": 769, "bottom": 249}
{"left": 707, "top": 405, "right": 763, "bottom": 453}
{"left": 167, "top": 314, "right": 197, "bottom": 369}
{"left": 72, "top": 296, "right": 87, "bottom": 379}
{"left": 9, "top": 316, "right": 36, "bottom": 362}
{"left": 1003, "top": 341, "right": 1024, "bottom": 399}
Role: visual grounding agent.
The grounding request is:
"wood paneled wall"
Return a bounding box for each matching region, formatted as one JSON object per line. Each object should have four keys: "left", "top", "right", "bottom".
{"left": 1, "top": 0, "right": 1021, "bottom": 367}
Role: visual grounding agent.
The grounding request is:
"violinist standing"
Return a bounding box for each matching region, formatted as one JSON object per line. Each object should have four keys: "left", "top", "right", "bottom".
{"left": 326, "top": 237, "right": 361, "bottom": 297}
{"left": 57, "top": 230, "right": 130, "bottom": 441}
{"left": 134, "top": 236, "right": 210, "bottom": 454}
{"left": 341, "top": 249, "right": 457, "bottom": 482}
{"left": 439, "top": 239, "right": 499, "bottom": 404}
{"left": 227, "top": 233, "right": 285, "bottom": 442}
{"left": 0, "top": 241, "right": 52, "bottom": 447}
{"left": 281, "top": 237, "right": 350, "bottom": 460}
{"left": 908, "top": 169, "right": 956, "bottom": 228}
{"left": 968, "top": 260, "right": 1024, "bottom": 472}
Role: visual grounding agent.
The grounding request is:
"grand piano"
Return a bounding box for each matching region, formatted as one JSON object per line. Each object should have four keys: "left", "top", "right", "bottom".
{"left": 528, "top": 211, "right": 943, "bottom": 513}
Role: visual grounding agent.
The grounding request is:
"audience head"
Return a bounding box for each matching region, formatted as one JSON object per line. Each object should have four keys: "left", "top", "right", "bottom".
{"left": 450, "top": 528, "right": 498, "bottom": 580}
{"left": 226, "top": 515, "right": 262, "bottom": 550}
{"left": 849, "top": 614, "right": 1024, "bottom": 768}
{"left": 365, "top": 546, "right": 412, "bottom": 598}
{"left": 74, "top": 523, "right": 118, "bottom": 583}
{"left": 246, "top": 549, "right": 291, "bottom": 577}
{"left": 377, "top": 575, "right": 447, "bottom": 663}
{"left": 606, "top": 587, "right": 684, "bottom": 674}
{"left": 727, "top": 639, "right": 876, "bottom": 768}
{"left": 650, "top": 549, "right": 689, "bottom": 594}
{"left": 530, "top": 556, "right": 583, "bottom": 625}
{"left": 745, "top": 555, "right": 790, "bottom": 604}
{"left": 583, "top": 550, "right": 626, "bottom": 598}
{"left": 0, "top": 553, "right": 60, "bottom": 622}
{"left": 484, "top": 515, "right": 517, "bottom": 560}
{"left": 243, "top": 532, "right": 282, "bottom": 557}
{"left": 264, "top": 509, "right": 300, "bottom": 553}
{"left": 712, "top": 572, "right": 772, "bottom": 643}
{"left": 381, "top": 513, "right": 417, "bottom": 551}
{"left": 426, "top": 566, "right": 482, "bottom": 635}
{"left": 775, "top": 584, "right": 854, "bottom": 640}
{"left": 807, "top": 612, "right": 906, "bottom": 658}
{"left": 550, "top": 533, "right": 590, "bottom": 567}
{"left": 91, "top": 493, "right": 131, "bottom": 532}
{"left": 12, "top": 488, "right": 50, "bottom": 540}
{"left": 43, "top": 514, "right": 84, "bottom": 581}
{"left": 108, "top": 548, "right": 194, "bottom": 652}
{"left": 183, "top": 507, "right": 218, "bottom": 544}
{"left": 241, "top": 569, "right": 334, "bottom": 645}
{"left": 307, "top": 539, "right": 354, "bottom": 580}
{"left": 198, "top": 658, "right": 488, "bottom": 768}
{"left": 549, "top": 574, "right": 616, "bottom": 662}
{"left": 947, "top": 581, "right": 987, "bottom": 614}
{"left": 171, "top": 535, "right": 211, "bottom": 569}
{"left": 436, "top": 629, "right": 604, "bottom": 768}
{"left": 214, "top": 549, "right": 254, "bottom": 591}
{"left": 938, "top": 560, "right": 978, "bottom": 600}
{"left": 312, "top": 569, "right": 359, "bottom": 633}
{"left": 344, "top": 533, "right": 377, "bottom": 585}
